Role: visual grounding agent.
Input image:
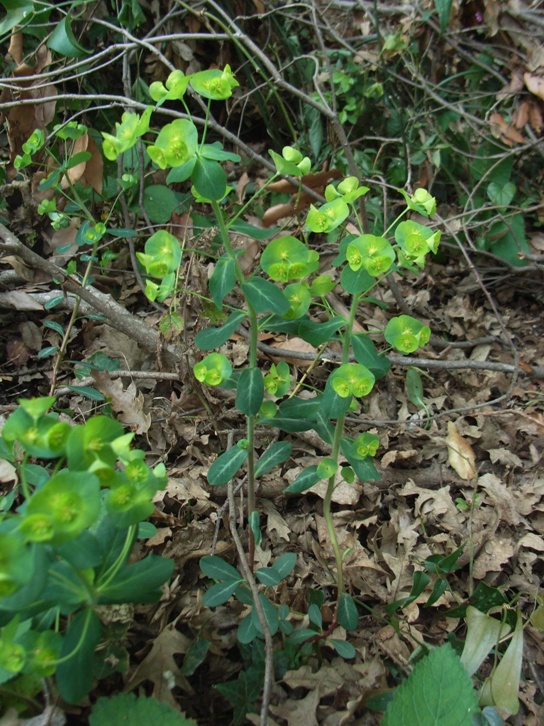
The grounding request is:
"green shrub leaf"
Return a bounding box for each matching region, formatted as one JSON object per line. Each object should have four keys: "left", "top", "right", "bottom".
{"left": 236, "top": 368, "right": 264, "bottom": 415}
{"left": 195, "top": 310, "right": 246, "bottom": 350}
{"left": 382, "top": 643, "right": 479, "bottom": 726}
{"left": 207, "top": 445, "right": 248, "bottom": 486}
{"left": 337, "top": 593, "right": 358, "bottom": 631}
{"left": 254, "top": 441, "right": 292, "bottom": 477}
{"left": 242, "top": 277, "right": 290, "bottom": 315}
{"left": 90, "top": 693, "right": 197, "bottom": 725}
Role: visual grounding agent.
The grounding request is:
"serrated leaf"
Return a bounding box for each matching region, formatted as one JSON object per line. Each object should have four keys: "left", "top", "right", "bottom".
{"left": 90, "top": 693, "right": 197, "bottom": 726}
{"left": 254, "top": 441, "right": 292, "bottom": 478}
{"left": 242, "top": 277, "right": 290, "bottom": 314}
{"left": 200, "top": 555, "right": 241, "bottom": 582}
{"left": 337, "top": 593, "right": 359, "bottom": 631}
{"left": 236, "top": 368, "right": 264, "bottom": 415}
{"left": 207, "top": 445, "right": 248, "bottom": 486}
{"left": 195, "top": 310, "right": 246, "bottom": 350}
{"left": 382, "top": 643, "right": 479, "bottom": 726}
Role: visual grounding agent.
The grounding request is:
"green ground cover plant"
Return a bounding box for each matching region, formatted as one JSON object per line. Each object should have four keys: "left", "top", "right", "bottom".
{"left": 0, "top": 397, "right": 174, "bottom": 705}
{"left": 1, "top": 1, "right": 542, "bottom": 724}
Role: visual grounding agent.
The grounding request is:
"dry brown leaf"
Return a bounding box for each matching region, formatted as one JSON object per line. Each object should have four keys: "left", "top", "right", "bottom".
{"left": 272, "top": 337, "right": 317, "bottom": 366}
{"left": 125, "top": 624, "right": 193, "bottom": 707}
{"left": 524, "top": 72, "right": 544, "bottom": 101}
{"left": 446, "top": 421, "right": 477, "bottom": 480}
{"left": 92, "top": 371, "right": 151, "bottom": 434}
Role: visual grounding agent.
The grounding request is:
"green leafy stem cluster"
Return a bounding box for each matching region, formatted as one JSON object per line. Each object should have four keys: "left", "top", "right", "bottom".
{"left": 93, "top": 66, "right": 439, "bottom": 615}
{"left": 0, "top": 397, "right": 173, "bottom": 704}
{"left": 8, "top": 63, "right": 441, "bottom": 705}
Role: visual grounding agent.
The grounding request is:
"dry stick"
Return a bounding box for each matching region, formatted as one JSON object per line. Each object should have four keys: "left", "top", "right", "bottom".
{"left": 0, "top": 224, "right": 181, "bottom": 368}
{"left": 2, "top": 280, "right": 541, "bottom": 382}
{"left": 227, "top": 482, "right": 274, "bottom": 726}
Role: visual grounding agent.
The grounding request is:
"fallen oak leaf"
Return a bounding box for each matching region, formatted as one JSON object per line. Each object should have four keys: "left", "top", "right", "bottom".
{"left": 446, "top": 422, "right": 477, "bottom": 480}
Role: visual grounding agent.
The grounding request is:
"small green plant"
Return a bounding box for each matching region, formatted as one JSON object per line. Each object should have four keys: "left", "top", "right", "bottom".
{"left": 0, "top": 397, "right": 174, "bottom": 706}
{"left": 96, "top": 64, "right": 442, "bottom": 717}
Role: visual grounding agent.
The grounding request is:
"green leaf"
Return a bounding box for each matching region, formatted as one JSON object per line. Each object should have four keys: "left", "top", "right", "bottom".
{"left": 237, "top": 613, "right": 259, "bottom": 644}
{"left": 195, "top": 310, "right": 246, "bottom": 350}
{"left": 207, "top": 445, "right": 248, "bottom": 486}
{"left": 406, "top": 367, "right": 425, "bottom": 407}
{"left": 425, "top": 577, "right": 448, "bottom": 607}
{"left": 180, "top": 637, "right": 209, "bottom": 677}
{"left": 337, "top": 593, "right": 359, "bottom": 631}
{"left": 351, "top": 333, "right": 391, "bottom": 378}
{"left": 65, "top": 386, "right": 105, "bottom": 401}
{"left": 242, "top": 277, "right": 290, "bottom": 315}
{"left": 64, "top": 151, "right": 92, "bottom": 170}
{"left": 340, "top": 264, "right": 374, "bottom": 295}
{"left": 47, "top": 16, "right": 89, "bottom": 58}
{"left": 252, "top": 593, "right": 279, "bottom": 636}
{"left": 236, "top": 368, "right": 264, "bottom": 416}
{"left": 487, "top": 181, "right": 516, "bottom": 207}
{"left": 254, "top": 441, "right": 292, "bottom": 477}
{"left": 284, "top": 465, "right": 320, "bottom": 494}
{"left": 298, "top": 317, "right": 344, "bottom": 346}
{"left": 0, "top": 0, "right": 33, "bottom": 35}
{"left": 143, "top": 185, "right": 180, "bottom": 224}
{"left": 204, "top": 579, "right": 242, "bottom": 607}
{"left": 90, "top": 693, "right": 197, "bottom": 725}
{"left": 200, "top": 555, "right": 241, "bottom": 582}
{"left": 434, "top": 0, "right": 453, "bottom": 34}
{"left": 97, "top": 555, "right": 174, "bottom": 603}
{"left": 328, "top": 639, "right": 356, "bottom": 659}
{"left": 382, "top": 643, "right": 479, "bottom": 726}
{"left": 43, "top": 320, "right": 64, "bottom": 336}
{"left": 229, "top": 219, "right": 279, "bottom": 239}
{"left": 249, "top": 510, "right": 262, "bottom": 547}
{"left": 215, "top": 670, "right": 261, "bottom": 726}
{"left": 209, "top": 255, "right": 237, "bottom": 308}
{"left": 37, "top": 346, "right": 58, "bottom": 359}
{"left": 200, "top": 143, "right": 241, "bottom": 162}
{"left": 272, "top": 552, "right": 297, "bottom": 579}
{"left": 56, "top": 609, "right": 102, "bottom": 704}
{"left": 191, "top": 157, "right": 227, "bottom": 201}
{"left": 255, "top": 567, "right": 281, "bottom": 587}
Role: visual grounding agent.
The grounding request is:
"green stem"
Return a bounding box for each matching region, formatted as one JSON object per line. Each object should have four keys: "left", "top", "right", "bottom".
{"left": 322, "top": 292, "right": 361, "bottom": 602}
{"left": 211, "top": 200, "right": 260, "bottom": 565}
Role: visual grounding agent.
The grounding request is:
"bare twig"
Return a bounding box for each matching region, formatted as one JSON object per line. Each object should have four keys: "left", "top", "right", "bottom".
{"left": 227, "top": 482, "right": 274, "bottom": 726}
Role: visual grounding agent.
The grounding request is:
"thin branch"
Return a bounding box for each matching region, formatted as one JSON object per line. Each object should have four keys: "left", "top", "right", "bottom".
{"left": 227, "top": 482, "right": 274, "bottom": 726}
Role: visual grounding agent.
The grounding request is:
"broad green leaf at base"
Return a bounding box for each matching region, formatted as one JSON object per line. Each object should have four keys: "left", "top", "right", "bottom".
{"left": 381, "top": 643, "right": 479, "bottom": 726}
